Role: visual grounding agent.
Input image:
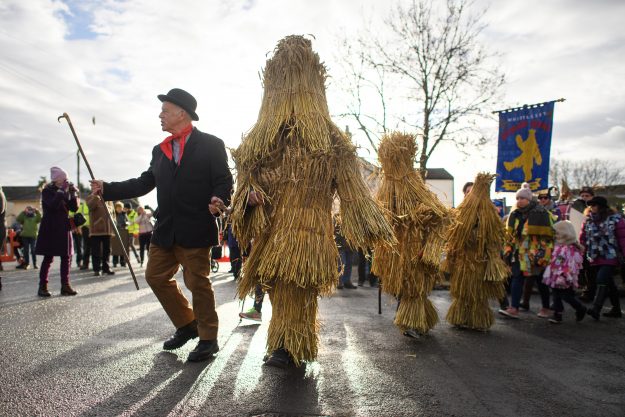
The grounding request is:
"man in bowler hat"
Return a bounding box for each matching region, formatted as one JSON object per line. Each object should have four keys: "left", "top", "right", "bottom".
{"left": 91, "top": 88, "right": 233, "bottom": 361}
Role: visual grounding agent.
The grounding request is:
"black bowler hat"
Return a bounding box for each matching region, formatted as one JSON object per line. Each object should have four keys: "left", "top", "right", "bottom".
{"left": 157, "top": 88, "right": 199, "bottom": 121}
{"left": 587, "top": 196, "right": 608, "bottom": 208}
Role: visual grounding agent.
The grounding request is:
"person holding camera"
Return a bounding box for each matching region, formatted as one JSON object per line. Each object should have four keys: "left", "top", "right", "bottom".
{"left": 35, "top": 166, "right": 79, "bottom": 297}
{"left": 17, "top": 205, "right": 42, "bottom": 269}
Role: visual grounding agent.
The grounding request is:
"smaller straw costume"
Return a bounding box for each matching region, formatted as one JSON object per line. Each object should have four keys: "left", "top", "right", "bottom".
{"left": 371, "top": 132, "right": 449, "bottom": 335}
{"left": 443, "top": 173, "right": 507, "bottom": 330}
{"left": 230, "top": 35, "right": 395, "bottom": 366}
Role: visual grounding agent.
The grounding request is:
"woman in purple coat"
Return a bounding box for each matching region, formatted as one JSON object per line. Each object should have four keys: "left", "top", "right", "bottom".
{"left": 35, "top": 167, "right": 79, "bottom": 297}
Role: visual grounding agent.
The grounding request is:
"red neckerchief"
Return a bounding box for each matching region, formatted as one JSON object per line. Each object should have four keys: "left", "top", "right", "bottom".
{"left": 159, "top": 124, "right": 193, "bottom": 162}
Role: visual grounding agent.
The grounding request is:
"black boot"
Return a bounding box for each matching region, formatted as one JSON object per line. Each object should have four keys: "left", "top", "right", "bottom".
{"left": 369, "top": 275, "right": 379, "bottom": 288}
{"left": 581, "top": 281, "right": 597, "bottom": 302}
{"left": 587, "top": 285, "right": 609, "bottom": 321}
{"left": 187, "top": 340, "right": 219, "bottom": 362}
{"left": 38, "top": 284, "right": 51, "bottom": 297}
{"left": 264, "top": 348, "right": 293, "bottom": 368}
{"left": 163, "top": 321, "right": 198, "bottom": 350}
{"left": 603, "top": 286, "right": 622, "bottom": 317}
{"left": 61, "top": 284, "right": 78, "bottom": 296}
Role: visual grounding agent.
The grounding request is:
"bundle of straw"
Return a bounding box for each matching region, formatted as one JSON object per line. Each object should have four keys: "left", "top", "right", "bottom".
{"left": 230, "top": 35, "right": 395, "bottom": 364}
{"left": 443, "top": 172, "right": 507, "bottom": 330}
{"left": 371, "top": 132, "right": 450, "bottom": 335}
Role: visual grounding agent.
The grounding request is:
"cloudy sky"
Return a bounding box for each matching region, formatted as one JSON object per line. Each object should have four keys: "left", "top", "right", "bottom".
{"left": 1, "top": 0, "right": 624, "bottom": 207}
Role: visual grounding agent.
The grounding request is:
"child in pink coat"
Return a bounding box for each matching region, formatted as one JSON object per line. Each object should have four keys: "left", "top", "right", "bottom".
{"left": 542, "top": 221, "right": 586, "bottom": 323}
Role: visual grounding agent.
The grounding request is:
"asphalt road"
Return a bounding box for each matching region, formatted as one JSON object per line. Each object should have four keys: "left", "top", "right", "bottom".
{"left": 1, "top": 258, "right": 624, "bottom": 417}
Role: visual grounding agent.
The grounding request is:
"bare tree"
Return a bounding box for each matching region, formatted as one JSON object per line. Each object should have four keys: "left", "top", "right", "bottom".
{"left": 549, "top": 159, "right": 573, "bottom": 191}
{"left": 336, "top": 40, "right": 389, "bottom": 153}
{"left": 550, "top": 158, "right": 625, "bottom": 189}
{"left": 336, "top": 0, "right": 504, "bottom": 173}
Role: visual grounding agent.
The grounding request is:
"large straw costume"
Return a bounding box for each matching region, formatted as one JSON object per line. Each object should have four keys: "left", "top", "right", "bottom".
{"left": 230, "top": 36, "right": 394, "bottom": 365}
{"left": 371, "top": 132, "right": 449, "bottom": 335}
{"left": 443, "top": 173, "right": 507, "bottom": 330}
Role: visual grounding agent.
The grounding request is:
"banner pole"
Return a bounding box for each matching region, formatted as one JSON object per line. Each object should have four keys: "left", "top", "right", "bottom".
{"left": 492, "top": 98, "right": 565, "bottom": 114}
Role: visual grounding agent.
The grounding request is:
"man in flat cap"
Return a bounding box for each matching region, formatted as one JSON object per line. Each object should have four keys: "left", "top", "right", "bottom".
{"left": 91, "top": 88, "right": 233, "bottom": 361}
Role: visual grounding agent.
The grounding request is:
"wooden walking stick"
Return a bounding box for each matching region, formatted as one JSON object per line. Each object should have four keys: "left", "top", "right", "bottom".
{"left": 58, "top": 113, "right": 140, "bottom": 290}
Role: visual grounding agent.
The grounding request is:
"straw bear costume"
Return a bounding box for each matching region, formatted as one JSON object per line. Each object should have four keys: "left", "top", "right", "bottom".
{"left": 444, "top": 173, "right": 507, "bottom": 330}
{"left": 230, "top": 36, "right": 394, "bottom": 365}
{"left": 371, "top": 132, "right": 450, "bottom": 335}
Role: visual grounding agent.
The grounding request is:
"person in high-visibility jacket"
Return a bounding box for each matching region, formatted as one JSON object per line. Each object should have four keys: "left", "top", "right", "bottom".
{"left": 125, "top": 202, "right": 139, "bottom": 237}
{"left": 125, "top": 203, "right": 139, "bottom": 257}
{"left": 76, "top": 200, "right": 91, "bottom": 270}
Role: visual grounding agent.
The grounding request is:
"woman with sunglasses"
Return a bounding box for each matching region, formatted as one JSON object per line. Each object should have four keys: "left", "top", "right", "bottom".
{"left": 537, "top": 191, "right": 562, "bottom": 222}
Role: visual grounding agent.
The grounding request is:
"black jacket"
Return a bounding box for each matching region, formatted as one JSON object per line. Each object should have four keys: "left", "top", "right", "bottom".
{"left": 103, "top": 128, "right": 233, "bottom": 248}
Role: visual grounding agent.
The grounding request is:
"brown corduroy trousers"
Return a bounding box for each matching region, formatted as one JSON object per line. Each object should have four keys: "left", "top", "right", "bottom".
{"left": 145, "top": 244, "right": 218, "bottom": 340}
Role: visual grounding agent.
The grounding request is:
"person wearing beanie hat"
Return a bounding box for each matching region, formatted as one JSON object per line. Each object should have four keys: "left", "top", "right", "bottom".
{"left": 581, "top": 195, "right": 625, "bottom": 320}
{"left": 500, "top": 182, "right": 554, "bottom": 319}
{"left": 50, "top": 166, "right": 68, "bottom": 184}
{"left": 89, "top": 88, "right": 233, "bottom": 362}
{"left": 35, "top": 166, "right": 79, "bottom": 297}
{"left": 516, "top": 182, "right": 534, "bottom": 202}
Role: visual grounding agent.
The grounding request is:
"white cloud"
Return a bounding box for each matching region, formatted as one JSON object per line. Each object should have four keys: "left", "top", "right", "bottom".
{"left": 0, "top": 0, "right": 623, "bottom": 207}
{"left": 553, "top": 124, "right": 625, "bottom": 160}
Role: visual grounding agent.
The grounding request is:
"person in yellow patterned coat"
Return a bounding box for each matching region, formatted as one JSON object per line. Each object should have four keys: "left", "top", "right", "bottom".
{"left": 230, "top": 35, "right": 395, "bottom": 368}
{"left": 499, "top": 183, "right": 554, "bottom": 319}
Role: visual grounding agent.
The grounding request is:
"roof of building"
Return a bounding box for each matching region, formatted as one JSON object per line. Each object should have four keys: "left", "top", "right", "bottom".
{"left": 2, "top": 186, "right": 40, "bottom": 201}
{"left": 424, "top": 168, "right": 454, "bottom": 180}
{"left": 3, "top": 186, "right": 93, "bottom": 202}
{"left": 358, "top": 157, "right": 454, "bottom": 180}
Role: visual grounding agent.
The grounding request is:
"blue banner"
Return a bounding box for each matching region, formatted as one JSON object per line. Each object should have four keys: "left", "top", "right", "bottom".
{"left": 495, "top": 102, "right": 555, "bottom": 192}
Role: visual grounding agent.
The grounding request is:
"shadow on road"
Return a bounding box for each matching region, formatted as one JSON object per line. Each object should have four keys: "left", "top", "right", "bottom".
{"left": 77, "top": 351, "right": 212, "bottom": 417}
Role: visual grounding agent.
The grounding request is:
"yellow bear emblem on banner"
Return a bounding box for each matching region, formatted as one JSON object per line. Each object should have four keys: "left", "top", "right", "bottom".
{"left": 503, "top": 129, "right": 543, "bottom": 181}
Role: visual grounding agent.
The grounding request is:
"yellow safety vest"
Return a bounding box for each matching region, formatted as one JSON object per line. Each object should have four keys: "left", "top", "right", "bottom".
{"left": 127, "top": 209, "right": 139, "bottom": 234}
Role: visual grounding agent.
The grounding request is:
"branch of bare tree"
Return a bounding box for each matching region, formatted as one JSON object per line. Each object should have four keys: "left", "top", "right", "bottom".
{"left": 550, "top": 158, "right": 625, "bottom": 190}
{"left": 335, "top": 0, "right": 504, "bottom": 169}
